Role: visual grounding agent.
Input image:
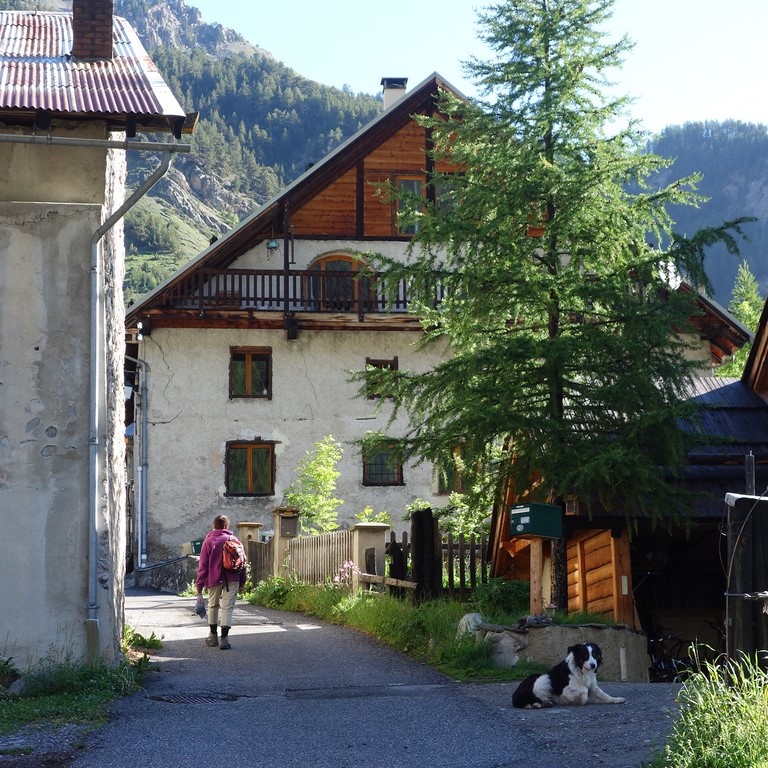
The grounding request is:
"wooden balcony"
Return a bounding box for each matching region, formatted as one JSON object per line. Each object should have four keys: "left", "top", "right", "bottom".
{"left": 145, "top": 267, "right": 443, "bottom": 333}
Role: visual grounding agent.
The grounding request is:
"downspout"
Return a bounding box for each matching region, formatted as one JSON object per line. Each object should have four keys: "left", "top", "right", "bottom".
{"left": 124, "top": 355, "right": 150, "bottom": 570}
{"left": 86, "top": 150, "right": 175, "bottom": 660}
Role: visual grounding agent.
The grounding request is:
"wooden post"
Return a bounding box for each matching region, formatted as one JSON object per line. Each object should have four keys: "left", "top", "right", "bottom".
{"left": 610, "top": 531, "right": 634, "bottom": 626}
{"left": 529, "top": 538, "right": 543, "bottom": 615}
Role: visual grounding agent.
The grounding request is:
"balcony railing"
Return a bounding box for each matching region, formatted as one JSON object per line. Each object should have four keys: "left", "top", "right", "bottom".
{"left": 159, "top": 268, "right": 443, "bottom": 316}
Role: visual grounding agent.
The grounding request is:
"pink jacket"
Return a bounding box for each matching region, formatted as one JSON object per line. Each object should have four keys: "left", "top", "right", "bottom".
{"left": 195, "top": 528, "right": 246, "bottom": 593}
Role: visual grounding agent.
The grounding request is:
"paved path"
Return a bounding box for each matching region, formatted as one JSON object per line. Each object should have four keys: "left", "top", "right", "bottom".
{"left": 64, "top": 588, "right": 679, "bottom": 768}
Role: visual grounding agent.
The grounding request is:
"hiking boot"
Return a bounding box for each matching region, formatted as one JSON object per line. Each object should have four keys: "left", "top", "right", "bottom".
{"left": 205, "top": 634, "right": 219, "bottom": 647}
{"left": 219, "top": 638, "right": 231, "bottom": 650}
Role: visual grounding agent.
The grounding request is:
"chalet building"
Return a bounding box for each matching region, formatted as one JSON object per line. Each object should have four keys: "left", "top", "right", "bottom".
{"left": 0, "top": 0, "right": 188, "bottom": 666}
{"left": 125, "top": 75, "right": 460, "bottom": 564}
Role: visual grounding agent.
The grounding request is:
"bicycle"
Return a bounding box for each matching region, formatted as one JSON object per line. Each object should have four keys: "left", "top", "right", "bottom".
{"left": 647, "top": 626, "right": 694, "bottom": 682}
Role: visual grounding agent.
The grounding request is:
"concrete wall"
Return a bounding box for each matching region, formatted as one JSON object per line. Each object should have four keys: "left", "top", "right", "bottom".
{"left": 0, "top": 127, "right": 126, "bottom": 667}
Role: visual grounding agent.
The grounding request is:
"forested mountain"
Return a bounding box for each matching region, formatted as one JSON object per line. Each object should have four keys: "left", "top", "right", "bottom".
{"left": 647, "top": 122, "right": 768, "bottom": 305}
{"left": 2, "top": 0, "right": 765, "bottom": 307}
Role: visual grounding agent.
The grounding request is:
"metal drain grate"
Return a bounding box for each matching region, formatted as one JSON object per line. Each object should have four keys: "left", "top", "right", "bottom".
{"left": 150, "top": 693, "right": 238, "bottom": 704}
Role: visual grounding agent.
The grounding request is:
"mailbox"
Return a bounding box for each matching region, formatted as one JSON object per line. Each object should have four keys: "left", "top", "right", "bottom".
{"left": 276, "top": 508, "right": 300, "bottom": 538}
{"left": 508, "top": 502, "right": 562, "bottom": 539}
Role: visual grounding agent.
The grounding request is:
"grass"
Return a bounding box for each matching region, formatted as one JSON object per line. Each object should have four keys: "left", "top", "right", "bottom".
{"left": 647, "top": 651, "right": 768, "bottom": 768}
{"left": 0, "top": 626, "right": 158, "bottom": 739}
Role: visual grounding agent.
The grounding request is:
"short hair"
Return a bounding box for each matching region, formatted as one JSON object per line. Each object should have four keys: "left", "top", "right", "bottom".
{"left": 213, "top": 514, "right": 231, "bottom": 530}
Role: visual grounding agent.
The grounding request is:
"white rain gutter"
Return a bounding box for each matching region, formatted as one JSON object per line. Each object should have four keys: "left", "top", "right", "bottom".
{"left": 0, "top": 132, "right": 191, "bottom": 660}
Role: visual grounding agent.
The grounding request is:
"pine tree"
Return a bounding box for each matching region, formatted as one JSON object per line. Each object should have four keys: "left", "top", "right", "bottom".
{"left": 361, "top": 0, "right": 749, "bottom": 609}
{"left": 716, "top": 260, "right": 764, "bottom": 378}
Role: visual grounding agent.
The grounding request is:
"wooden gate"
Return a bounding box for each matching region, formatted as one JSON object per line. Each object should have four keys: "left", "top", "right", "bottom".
{"left": 247, "top": 539, "right": 273, "bottom": 585}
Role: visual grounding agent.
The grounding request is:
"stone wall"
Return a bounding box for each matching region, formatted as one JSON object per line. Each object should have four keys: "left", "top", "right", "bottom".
{"left": 460, "top": 614, "right": 649, "bottom": 682}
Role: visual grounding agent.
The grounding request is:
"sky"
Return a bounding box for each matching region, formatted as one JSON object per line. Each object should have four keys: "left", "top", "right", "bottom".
{"left": 183, "top": 0, "right": 768, "bottom": 134}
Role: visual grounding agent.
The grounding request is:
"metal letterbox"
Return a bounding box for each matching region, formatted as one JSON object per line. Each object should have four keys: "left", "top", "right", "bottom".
{"left": 508, "top": 502, "right": 562, "bottom": 539}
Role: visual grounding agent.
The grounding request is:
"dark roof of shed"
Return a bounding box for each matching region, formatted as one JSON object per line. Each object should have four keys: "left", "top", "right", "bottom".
{"left": 0, "top": 11, "right": 186, "bottom": 134}
{"left": 685, "top": 377, "right": 768, "bottom": 462}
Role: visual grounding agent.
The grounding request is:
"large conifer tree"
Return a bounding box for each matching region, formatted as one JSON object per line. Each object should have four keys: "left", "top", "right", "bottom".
{"left": 362, "top": 0, "right": 747, "bottom": 608}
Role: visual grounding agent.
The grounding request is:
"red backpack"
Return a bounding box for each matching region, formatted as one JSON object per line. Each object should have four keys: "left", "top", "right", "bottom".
{"left": 221, "top": 535, "right": 247, "bottom": 573}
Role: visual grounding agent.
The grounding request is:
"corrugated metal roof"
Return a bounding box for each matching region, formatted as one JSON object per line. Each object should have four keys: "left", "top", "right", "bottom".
{"left": 0, "top": 11, "right": 185, "bottom": 125}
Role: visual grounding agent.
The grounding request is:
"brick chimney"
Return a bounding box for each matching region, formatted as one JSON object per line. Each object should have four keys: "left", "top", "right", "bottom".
{"left": 381, "top": 77, "right": 408, "bottom": 110}
{"left": 71, "top": 0, "right": 114, "bottom": 60}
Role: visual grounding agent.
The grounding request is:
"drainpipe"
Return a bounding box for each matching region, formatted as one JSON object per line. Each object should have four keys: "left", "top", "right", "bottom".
{"left": 125, "top": 355, "right": 150, "bottom": 570}
{"left": 87, "top": 149, "right": 177, "bottom": 659}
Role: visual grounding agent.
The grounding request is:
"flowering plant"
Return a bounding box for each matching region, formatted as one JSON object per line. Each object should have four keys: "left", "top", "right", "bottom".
{"left": 332, "top": 560, "right": 361, "bottom": 588}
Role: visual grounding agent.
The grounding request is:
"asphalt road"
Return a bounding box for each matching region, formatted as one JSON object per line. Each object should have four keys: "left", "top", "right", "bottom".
{"left": 61, "top": 587, "right": 679, "bottom": 768}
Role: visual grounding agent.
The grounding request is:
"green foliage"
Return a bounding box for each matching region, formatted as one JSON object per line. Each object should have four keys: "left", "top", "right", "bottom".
{"left": 122, "top": 626, "right": 163, "bottom": 653}
{"left": 250, "top": 575, "right": 297, "bottom": 608}
{"left": 471, "top": 578, "right": 530, "bottom": 620}
{"left": 716, "top": 260, "right": 764, "bottom": 378}
{"left": 283, "top": 435, "right": 343, "bottom": 535}
{"left": 355, "top": 506, "right": 391, "bottom": 524}
{"left": 0, "top": 650, "right": 149, "bottom": 735}
{"left": 362, "top": 0, "right": 751, "bottom": 547}
{"left": 0, "top": 657, "right": 19, "bottom": 689}
{"left": 648, "top": 653, "right": 768, "bottom": 768}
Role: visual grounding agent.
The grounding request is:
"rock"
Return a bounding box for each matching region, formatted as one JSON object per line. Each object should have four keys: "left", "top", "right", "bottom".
{"left": 456, "top": 612, "right": 484, "bottom": 640}
{"left": 489, "top": 630, "right": 527, "bottom": 667}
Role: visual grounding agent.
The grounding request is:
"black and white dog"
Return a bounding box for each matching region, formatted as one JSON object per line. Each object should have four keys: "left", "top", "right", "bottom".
{"left": 512, "top": 643, "right": 625, "bottom": 709}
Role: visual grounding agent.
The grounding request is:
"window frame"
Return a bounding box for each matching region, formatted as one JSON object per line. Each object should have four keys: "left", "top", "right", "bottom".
{"left": 365, "top": 356, "right": 398, "bottom": 399}
{"left": 224, "top": 439, "right": 276, "bottom": 497}
{"left": 229, "top": 346, "right": 272, "bottom": 400}
{"left": 393, "top": 174, "right": 426, "bottom": 235}
{"left": 362, "top": 442, "right": 404, "bottom": 486}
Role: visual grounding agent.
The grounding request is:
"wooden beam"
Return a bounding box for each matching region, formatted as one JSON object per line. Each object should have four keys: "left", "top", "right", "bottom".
{"left": 529, "top": 538, "right": 543, "bottom": 615}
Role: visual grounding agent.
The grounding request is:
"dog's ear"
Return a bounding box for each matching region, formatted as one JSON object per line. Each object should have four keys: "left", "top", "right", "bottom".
{"left": 566, "top": 644, "right": 578, "bottom": 654}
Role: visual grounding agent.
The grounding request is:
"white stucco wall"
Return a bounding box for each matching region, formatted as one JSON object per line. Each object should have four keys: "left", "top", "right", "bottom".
{"left": 138, "top": 324, "right": 449, "bottom": 560}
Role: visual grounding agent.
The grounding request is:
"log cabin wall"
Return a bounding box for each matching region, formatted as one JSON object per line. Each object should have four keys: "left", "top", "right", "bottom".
{"left": 567, "top": 529, "right": 635, "bottom": 627}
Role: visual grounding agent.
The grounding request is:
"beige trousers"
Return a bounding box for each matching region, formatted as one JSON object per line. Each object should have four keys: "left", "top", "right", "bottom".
{"left": 207, "top": 581, "right": 239, "bottom": 628}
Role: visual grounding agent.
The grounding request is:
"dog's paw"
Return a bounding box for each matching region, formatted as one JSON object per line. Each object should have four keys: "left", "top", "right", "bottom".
{"left": 610, "top": 697, "right": 626, "bottom": 704}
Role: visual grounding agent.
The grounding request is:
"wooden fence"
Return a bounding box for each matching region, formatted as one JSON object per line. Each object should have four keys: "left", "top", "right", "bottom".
{"left": 251, "top": 508, "right": 489, "bottom": 603}
{"left": 286, "top": 529, "right": 353, "bottom": 585}
{"left": 388, "top": 529, "right": 489, "bottom": 601}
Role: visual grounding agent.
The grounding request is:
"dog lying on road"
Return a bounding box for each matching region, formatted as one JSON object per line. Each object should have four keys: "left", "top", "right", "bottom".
{"left": 512, "top": 642, "right": 626, "bottom": 709}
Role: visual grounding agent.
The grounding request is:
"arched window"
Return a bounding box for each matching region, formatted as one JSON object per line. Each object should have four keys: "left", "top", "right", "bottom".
{"left": 308, "top": 254, "right": 374, "bottom": 312}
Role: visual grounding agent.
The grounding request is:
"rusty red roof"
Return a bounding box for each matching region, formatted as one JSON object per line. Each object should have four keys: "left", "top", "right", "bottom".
{"left": 0, "top": 11, "right": 186, "bottom": 133}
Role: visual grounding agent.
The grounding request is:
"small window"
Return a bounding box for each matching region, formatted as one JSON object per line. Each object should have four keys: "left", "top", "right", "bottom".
{"left": 436, "top": 446, "right": 465, "bottom": 495}
{"left": 395, "top": 176, "right": 425, "bottom": 235}
{"left": 365, "top": 356, "right": 398, "bottom": 399}
{"left": 363, "top": 443, "right": 404, "bottom": 486}
{"left": 230, "top": 347, "right": 271, "bottom": 399}
{"left": 225, "top": 441, "right": 275, "bottom": 496}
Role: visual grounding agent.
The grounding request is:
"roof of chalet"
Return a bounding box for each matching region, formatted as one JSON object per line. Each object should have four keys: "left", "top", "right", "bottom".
{"left": 126, "top": 71, "right": 464, "bottom": 324}
{"left": 0, "top": 10, "right": 187, "bottom": 136}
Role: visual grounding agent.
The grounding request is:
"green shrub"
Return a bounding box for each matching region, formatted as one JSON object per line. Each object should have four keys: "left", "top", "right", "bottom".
{"left": 471, "top": 578, "right": 530, "bottom": 620}
{"left": 648, "top": 652, "right": 768, "bottom": 768}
